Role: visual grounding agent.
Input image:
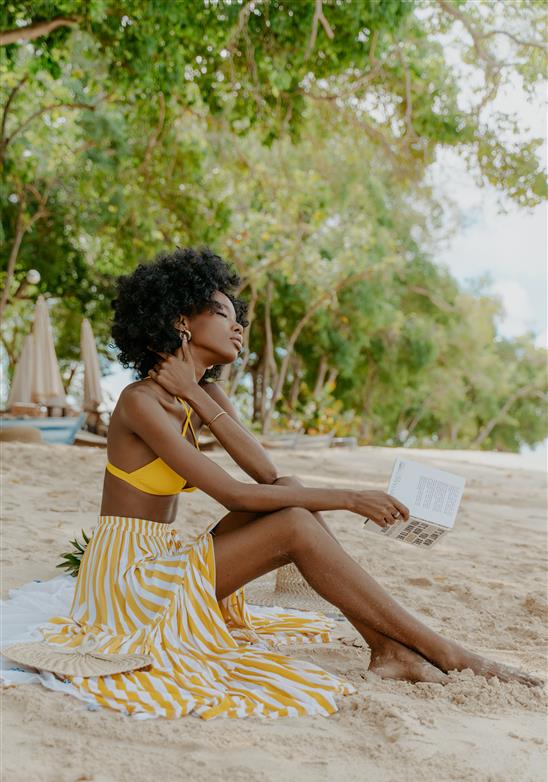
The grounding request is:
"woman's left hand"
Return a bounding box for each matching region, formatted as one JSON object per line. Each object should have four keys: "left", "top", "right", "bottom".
{"left": 148, "top": 340, "right": 197, "bottom": 397}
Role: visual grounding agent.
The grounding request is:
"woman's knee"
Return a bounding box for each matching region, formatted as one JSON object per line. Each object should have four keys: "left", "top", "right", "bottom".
{"left": 273, "top": 475, "right": 303, "bottom": 488}
{"left": 275, "top": 506, "right": 318, "bottom": 554}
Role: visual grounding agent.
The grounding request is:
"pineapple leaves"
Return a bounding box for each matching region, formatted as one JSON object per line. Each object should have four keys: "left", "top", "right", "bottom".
{"left": 56, "top": 529, "right": 91, "bottom": 578}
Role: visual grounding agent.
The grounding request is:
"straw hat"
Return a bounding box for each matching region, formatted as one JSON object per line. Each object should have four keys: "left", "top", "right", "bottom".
{"left": 245, "top": 563, "right": 342, "bottom": 618}
{"left": 1, "top": 633, "right": 153, "bottom": 678}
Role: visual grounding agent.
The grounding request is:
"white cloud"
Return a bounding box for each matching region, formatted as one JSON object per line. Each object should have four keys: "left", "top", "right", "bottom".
{"left": 432, "top": 152, "right": 547, "bottom": 344}
{"left": 488, "top": 279, "right": 536, "bottom": 338}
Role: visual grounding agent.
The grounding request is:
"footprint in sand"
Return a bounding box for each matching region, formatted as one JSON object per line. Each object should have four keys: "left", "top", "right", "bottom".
{"left": 522, "top": 595, "right": 548, "bottom": 620}
{"left": 407, "top": 577, "right": 433, "bottom": 588}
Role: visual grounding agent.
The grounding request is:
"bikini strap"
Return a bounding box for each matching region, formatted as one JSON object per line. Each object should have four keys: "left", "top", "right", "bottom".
{"left": 177, "top": 398, "right": 199, "bottom": 448}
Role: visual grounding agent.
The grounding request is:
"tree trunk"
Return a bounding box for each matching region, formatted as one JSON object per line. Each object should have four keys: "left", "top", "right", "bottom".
{"left": 63, "top": 363, "right": 78, "bottom": 394}
{"left": 401, "top": 394, "right": 433, "bottom": 445}
{"left": 288, "top": 355, "right": 303, "bottom": 411}
{"left": 449, "top": 421, "right": 460, "bottom": 443}
{"left": 313, "top": 355, "right": 328, "bottom": 398}
{"left": 259, "top": 280, "right": 278, "bottom": 427}
{"left": 258, "top": 354, "right": 268, "bottom": 424}
{"left": 471, "top": 383, "right": 540, "bottom": 448}
{"left": 0, "top": 183, "right": 49, "bottom": 318}
{"left": 358, "top": 365, "right": 377, "bottom": 441}
{"left": 326, "top": 366, "right": 338, "bottom": 389}
{"left": 261, "top": 268, "right": 378, "bottom": 434}
{"left": 0, "top": 199, "right": 25, "bottom": 319}
{"left": 228, "top": 283, "right": 258, "bottom": 395}
{"left": 251, "top": 367, "right": 261, "bottom": 421}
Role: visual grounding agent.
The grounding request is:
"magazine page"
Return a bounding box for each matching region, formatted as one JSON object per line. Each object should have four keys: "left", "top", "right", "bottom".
{"left": 363, "top": 458, "right": 466, "bottom": 547}
{"left": 387, "top": 457, "right": 465, "bottom": 529}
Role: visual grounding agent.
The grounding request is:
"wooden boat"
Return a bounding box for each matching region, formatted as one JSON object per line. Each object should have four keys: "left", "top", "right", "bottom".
{"left": 260, "top": 430, "right": 336, "bottom": 450}
{"left": 0, "top": 413, "right": 85, "bottom": 445}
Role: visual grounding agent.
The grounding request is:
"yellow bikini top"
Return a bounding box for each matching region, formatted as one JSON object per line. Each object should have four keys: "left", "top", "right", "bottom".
{"left": 106, "top": 394, "right": 199, "bottom": 496}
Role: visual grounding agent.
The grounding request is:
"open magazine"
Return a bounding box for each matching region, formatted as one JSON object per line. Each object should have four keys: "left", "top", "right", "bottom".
{"left": 363, "top": 457, "right": 466, "bottom": 548}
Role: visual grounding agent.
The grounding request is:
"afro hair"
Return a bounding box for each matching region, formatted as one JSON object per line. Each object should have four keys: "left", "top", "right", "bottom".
{"left": 111, "top": 247, "right": 249, "bottom": 382}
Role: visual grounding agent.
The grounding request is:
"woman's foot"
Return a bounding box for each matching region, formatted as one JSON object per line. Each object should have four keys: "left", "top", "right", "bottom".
{"left": 436, "top": 640, "right": 543, "bottom": 688}
{"left": 368, "top": 638, "right": 448, "bottom": 685}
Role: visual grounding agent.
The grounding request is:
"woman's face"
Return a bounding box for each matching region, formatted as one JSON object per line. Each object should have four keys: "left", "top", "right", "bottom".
{"left": 182, "top": 291, "right": 244, "bottom": 365}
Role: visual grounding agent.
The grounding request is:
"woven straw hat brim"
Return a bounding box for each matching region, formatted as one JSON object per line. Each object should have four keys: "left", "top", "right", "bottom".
{"left": 2, "top": 642, "right": 153, "bottom": 678}
{"left": 244, "top": 572, "right": 342, "bottom": 618}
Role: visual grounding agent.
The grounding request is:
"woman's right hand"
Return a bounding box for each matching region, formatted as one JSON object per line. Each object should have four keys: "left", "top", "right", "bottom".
{"left": 148, "top": 340, "right": 197, "bottom": 399}
{"left": 350, "top": 490, "right": 410, "bottom": 529}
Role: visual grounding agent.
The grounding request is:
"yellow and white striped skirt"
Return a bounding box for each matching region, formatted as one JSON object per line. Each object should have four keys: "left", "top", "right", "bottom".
{"left": 39, "top": 516, "right": 355, "bottom": 720}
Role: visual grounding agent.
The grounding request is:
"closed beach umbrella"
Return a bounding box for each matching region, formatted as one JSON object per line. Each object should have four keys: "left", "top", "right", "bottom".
{"left": 32, "top": 295, "right": 66, "bottom": 406}
{"left": 80, "top": 318, "right": 103, "bottom": 412}
{"left": 7, "top": 334, "right": 35, "bottom": 408}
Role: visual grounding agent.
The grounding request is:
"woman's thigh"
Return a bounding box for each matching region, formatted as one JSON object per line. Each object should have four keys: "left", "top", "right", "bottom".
{"left": 212, "top": 506, "right": 313, "bottom": 600}
{"left": 209, "top": 509, "right": 262, "bottom": 538}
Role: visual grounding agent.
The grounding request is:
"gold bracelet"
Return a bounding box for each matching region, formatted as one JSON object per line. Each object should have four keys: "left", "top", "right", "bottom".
{"left": 207, "top": 410, "right": 228, "bottom": 428}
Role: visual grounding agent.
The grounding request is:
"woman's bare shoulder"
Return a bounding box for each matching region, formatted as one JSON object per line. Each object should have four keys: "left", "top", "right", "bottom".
{"left": 116, "top": 379, "right": 154, "bottom": 408}
{"left": 115, "top": 379, "right": 176, "bottom": 422}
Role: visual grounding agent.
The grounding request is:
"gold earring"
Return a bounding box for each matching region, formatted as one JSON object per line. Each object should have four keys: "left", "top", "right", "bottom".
{"left": 179, "top": 328, "right": 192, "bottom": 343}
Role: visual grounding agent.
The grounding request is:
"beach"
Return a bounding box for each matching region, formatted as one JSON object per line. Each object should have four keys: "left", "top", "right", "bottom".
{"left": 1, "top": 441, "right": 546, "bottom": 782}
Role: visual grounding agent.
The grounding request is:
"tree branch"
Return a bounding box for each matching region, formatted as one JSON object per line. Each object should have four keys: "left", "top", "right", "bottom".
{"left": 481, "top": 28, "right": 547, "bottom": 52}
{"left": 437, "top": 0, "right": 496, "bottom": 74}
{"left": 0, "top": 332, "right": 17, "bottom": 369}
{"left": 305, "top": 0, "right": 335, "bottom": 61}
{"left": 0, "top": 16, "right": 81, "bottom": 46}
{"left": 472, "top": 383, "right": 543, "bottom": 447}
{"left": 228, "top": 283, "right": 258, "bottom": 395}
{"left": 0, "top": 182, "right": 51, "bottom": 318}
{"left": 4, "top": 101, "right": 98, "bottom": 150}
{"left": 407, "top": 285, "right": 458, "bottom": 312}
{"left": 0, "top": 191, "right": 26, "bottom": 318}
{"left": 398, "top": 49, "right": 418, "bottom": 142}
{"left": 262, "top": 266, "right": 390, "bottom": 432}
{"left": 1, "top": 75, "right": 28, "bottom": 147}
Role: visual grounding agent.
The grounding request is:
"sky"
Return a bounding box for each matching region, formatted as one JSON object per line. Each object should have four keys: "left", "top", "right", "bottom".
{"left": 425, "top": 11, "right": 547, "bottom": 349}
{"left": 433, "top": 152, "right": 547, "bottom": 348}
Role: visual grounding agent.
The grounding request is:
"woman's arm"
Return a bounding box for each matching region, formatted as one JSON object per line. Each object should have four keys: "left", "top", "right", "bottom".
{"left": 196, "top": 381, "right": 278, "bottom": 484}
{"left": 122, "top": 387, "right": 345, "bottom": 512}
{"left": 121, "top": 388, "right": 407, "bottom": 526}
{"left": 148, "top": 352, "right": 278, "bottom": 483}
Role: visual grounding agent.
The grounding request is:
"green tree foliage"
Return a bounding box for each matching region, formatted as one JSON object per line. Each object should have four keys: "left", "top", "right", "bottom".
{"left": 1, "top": 1, "right": 546, "bottom": 450}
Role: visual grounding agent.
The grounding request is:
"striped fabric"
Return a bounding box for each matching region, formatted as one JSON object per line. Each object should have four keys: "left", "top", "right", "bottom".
{"left": 39, "top": 516, "right": 355, "bottom": 720}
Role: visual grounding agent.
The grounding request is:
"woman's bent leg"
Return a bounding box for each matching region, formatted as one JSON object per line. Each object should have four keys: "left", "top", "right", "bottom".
{"left": 212, "top": 506, "right": 541, "bottom": 687}
{"left": 212, "top": 478, "right": 445, "bottom": 682}
{"left": 269, "top": 479, "right": 448, "bottom": 681}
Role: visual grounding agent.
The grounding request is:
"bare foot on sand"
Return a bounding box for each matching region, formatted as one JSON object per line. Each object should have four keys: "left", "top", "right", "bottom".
{"left": 369, "top": 639, "right": 448, "bottom": 685}
{"left": 438, "top": 641, "right": 543, "bottom": 688}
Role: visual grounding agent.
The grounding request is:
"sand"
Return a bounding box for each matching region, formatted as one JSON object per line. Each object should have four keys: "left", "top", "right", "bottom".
{"left": 1, "top": 441, "right": 546, "bottom": 782}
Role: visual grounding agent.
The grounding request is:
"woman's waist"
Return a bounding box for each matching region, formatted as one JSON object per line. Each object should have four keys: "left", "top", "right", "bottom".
{"left": 100, "top": 477, "right": 179, "bottom": 525}
{"left": 97, "top": 514, "right": 178, "bottom": 539}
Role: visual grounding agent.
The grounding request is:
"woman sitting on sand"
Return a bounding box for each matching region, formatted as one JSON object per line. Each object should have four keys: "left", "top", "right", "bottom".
{"left": 38, "top": 247, "right": 539, "bottom": 720}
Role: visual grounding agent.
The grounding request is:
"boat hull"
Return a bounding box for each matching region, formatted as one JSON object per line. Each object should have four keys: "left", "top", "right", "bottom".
{"left": 0, "top": 414, "right": 84, "bottom": 445}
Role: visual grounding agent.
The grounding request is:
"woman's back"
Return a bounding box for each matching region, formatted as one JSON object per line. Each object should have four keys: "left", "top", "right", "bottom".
{"left": 100, "top": 381, "right": 202, "bottom": 523}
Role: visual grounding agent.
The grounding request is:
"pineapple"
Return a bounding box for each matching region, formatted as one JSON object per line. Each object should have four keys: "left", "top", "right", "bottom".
{"left": 56, "top": 529, "right": 91, "bottom": 578}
